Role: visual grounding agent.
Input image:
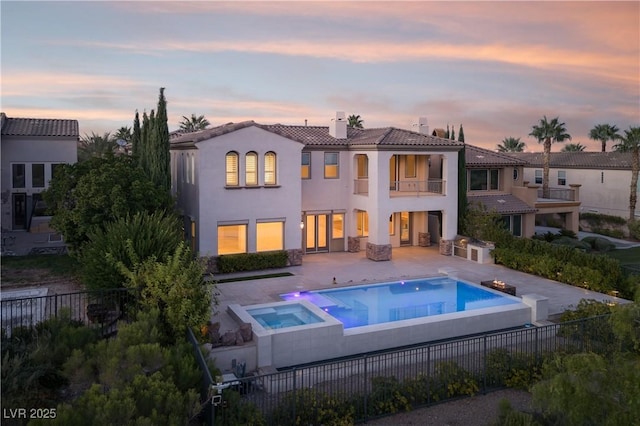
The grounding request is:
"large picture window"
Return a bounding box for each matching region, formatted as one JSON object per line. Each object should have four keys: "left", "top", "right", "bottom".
{"left": 264, "top": 152, "right": 277, "bottom": 185}
{"left": 356, "top": 154, "right": 368, "bottom": 179}
{"left": 332, "top": 214, "right": 344, "bottom": 239}
{"left": 405, "top": 155, "right": 416, "bottom": 178}
{"left": 469, "top": 169, "right": 500, "bottom": 191}
{"left": 218, "top": 224, "right": 247, "bottom": 254}
{"left": 225, "top": 152, "right": 239, "bottom": 186}
{"left": 245, "top": 152, "right": 258, "bottom": 186}
{"left": 256, "top": 221, "right": 283, "bottom": 252}
{"left": 324, "top": 152, "right": 339, "bottom": 178}
{"left": 501, "top": 214, "right": 522, "bottom": 237}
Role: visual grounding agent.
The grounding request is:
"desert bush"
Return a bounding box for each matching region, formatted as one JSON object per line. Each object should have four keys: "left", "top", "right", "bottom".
{"left": 628, "top": 219, "right": 640, "bottom": 240}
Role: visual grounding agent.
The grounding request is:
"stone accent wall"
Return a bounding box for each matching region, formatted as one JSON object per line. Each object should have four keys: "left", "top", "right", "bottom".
{"left": 348, "top": 236, "right": 361, "bottom": 252}
{"left": 366, "top": 243, "right": 392, "bottom": 261}
{"left": 439, "top": 239, "right": 453, "bottom": 256}
{"left": 286, "top": 248, "right": 303, "bottom": 266}
{"left": 418, "top": 232, "right": 431, "bottom": 247}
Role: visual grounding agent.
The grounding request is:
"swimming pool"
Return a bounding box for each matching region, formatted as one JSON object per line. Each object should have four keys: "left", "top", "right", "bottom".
{"left": 281, "top": 277, "right": 519, "bottom": 329}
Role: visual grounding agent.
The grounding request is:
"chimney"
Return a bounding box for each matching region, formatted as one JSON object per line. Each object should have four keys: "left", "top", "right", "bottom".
{"left": 329, "top": 111, "right": 347, "bottom": 139}
{"left": 416, "top": 117, "right": 429, "bottom": 135}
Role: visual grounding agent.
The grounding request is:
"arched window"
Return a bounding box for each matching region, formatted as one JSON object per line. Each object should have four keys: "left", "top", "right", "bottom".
{"left": 264, "top": 152, "right": 277, "bottom": 185}
{"left": 225, "top": 151, "right": 239, "bottom": 186}
{"left": 245, "top": 151, "right": 258, "bottom": 185}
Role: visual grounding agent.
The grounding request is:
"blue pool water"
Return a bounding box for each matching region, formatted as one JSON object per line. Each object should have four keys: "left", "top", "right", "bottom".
{"left": 248, "top": 303, "right": 323, "bottom": 330}
{"left": 281, "top": 277, "right": 519, "bottom": 329}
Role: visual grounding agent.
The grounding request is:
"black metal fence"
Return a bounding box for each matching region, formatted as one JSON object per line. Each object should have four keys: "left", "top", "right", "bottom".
{"left": 203, "top": 316, "right": 614, "bottom": 425}
{"left": 0, "top": 288, "right": 137, "bottom": 337}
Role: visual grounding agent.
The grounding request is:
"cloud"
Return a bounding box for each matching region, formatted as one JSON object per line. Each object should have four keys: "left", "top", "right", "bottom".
{"left": 1, "top": 71, "right": 142, "bottom": 97}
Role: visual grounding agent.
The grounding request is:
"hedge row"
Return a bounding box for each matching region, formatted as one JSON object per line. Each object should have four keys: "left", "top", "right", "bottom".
{"left": 216, "top": 250, "right": 289, "bottom": 273}
{"left": 491, "top": 238, "right": 630, "bottom": 297}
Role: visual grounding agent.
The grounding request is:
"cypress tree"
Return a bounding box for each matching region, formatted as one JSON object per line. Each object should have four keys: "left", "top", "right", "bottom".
{"left": 153, "top": 88, "right": 170, "bottom": 191}
{"left": 445, "top": 124, "right": 450, "bottom": 139}
{"left": 451, "top": 126, "right": 456, "bottom": 141}
{"left": 132, "top": 110, "right": 141, "bottom": 162}
{"left": 458, "top": 124, "right": 465, "bottom": 143}
{"left": 147, "top": 109, "right": 156, "bottom": 181}
{"left": 140, "top": 111, "right": 150, "bottom": 173}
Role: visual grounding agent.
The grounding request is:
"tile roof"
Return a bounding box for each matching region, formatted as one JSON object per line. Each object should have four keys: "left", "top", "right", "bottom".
{"left": 468, "top": 193, "right": 537, "bottom": 215}
{"left": 465, "top": 144, "right": 528, "bottom": 167}
{"left": 0, "top": 113, "right": 79, "bottom": 137}
{"left": 170, "top": 121, "right": 463, "bottom": 150}
{"left": 507, "top": 152, "right": 633, "bottom": 170}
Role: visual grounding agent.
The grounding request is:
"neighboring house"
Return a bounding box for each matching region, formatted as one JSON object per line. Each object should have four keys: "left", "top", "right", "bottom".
{"left": 170, "top": 113, "right": 464, "bottom": 262}
{"left": 464, "top": 145, "right": 538, "bottom": 237}
{"left": 1, "top": 113, "right": 79, "bottom": 232}
{"left": 509, "top": 152, "right": 635, "bottom": 219}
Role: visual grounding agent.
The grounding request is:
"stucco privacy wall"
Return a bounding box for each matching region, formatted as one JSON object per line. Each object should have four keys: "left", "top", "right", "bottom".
{"left": 195, "top": 126, "right": 304, "bottom": 256}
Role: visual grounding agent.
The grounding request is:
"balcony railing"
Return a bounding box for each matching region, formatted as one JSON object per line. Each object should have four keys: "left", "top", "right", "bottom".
{"left": 537, "top": 188, "right": 576, "bottom": 201}
{"left": 353, "top": 178, "right": 369, "bottom": 195}
{"left": 354, "top": 179, "right": 445, "bottom": 196}
{"left": 390, "top": 179, "right": 445, "bottom": 196}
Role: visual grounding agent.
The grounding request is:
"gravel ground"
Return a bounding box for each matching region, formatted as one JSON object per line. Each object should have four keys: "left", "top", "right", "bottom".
{"left": 362, "top": 389, "right": 533, "bottom": 425}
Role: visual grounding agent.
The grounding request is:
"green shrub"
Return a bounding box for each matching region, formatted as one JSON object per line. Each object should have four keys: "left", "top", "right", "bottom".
{"left": 485, "top": 349, "right": 542, "bottom": 390}
{"left": 628, "top": 219, "right": 640, "bottom": 240}
{"left": 592, "top": 227, "right": 625, "bottom": 239}
{"left": 216, "top": 251, "right": 289, "bottom": 273}
{"left": 81, "top": 211, "right": 183, "bottom": 290}
{"left": 580, "top": 212, "right": 627, "bottom": 226}
{"left": 492, "top": 399, "right": 543, "bottom": 426}
{"left": 430, "top": 361, "right": 479, "bottom": 401}
{"left": 270, "top": 388, "right": 354, "bottom": 426}
{"left": 368, "top": 376, "right": 412, "bottom": 415}
{"left": 216, "top": 390, "right": 266, "bottom": 425}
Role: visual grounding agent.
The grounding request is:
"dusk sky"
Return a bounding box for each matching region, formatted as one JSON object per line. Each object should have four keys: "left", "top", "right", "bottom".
{"left": 1, "top": 1, "right": 638, "bottom": 152}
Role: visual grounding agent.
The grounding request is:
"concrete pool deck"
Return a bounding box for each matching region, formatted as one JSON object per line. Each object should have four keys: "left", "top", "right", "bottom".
{"left": 211, "top": 245, "right": 628, "bottom": 334}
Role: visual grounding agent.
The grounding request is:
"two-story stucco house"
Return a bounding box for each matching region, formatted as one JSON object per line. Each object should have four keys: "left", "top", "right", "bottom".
{"left": 170, "top": 113, "right": 464, "bottom": 262}
{"left": 464, "top": 145, "right": 538, "bottom": 237}
{"left": 1, "top": 113, "right": 79, "bottom": 232}
{"left": 508, "top": 152, "right": 636, "bottom": 220}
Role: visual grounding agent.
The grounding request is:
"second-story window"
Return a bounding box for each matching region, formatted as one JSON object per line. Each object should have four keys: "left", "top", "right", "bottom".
{"left": 535, "top": 170, "right": 542, "bottom": 184}
{"left": 557, "top": 170, "right": 566, "bottom": 186}
{"left": 324, "top": 152, "right": 339, "bottom": 178}
{"left": 12, "top": 164, "right": 25, "bottom": 188}
{"left": 32, "top": 164, "right": 45, "bottom": 188}
{"left": 264, "top": 152, "right": 276, "bottom": 185}
{"left": 356, "top": 154, "right": 368, "bottom": 178}
{"left": 225, "top": 151, "right": 239, "bottom": 186}
{"left": 301, "top": 152, "right": 311, "bottom": 179}
{"left": 245, "top": 152, "right": 258, "bottom": 186}
{"left": 405, "top": 155, "right": 416, "bottom": 178}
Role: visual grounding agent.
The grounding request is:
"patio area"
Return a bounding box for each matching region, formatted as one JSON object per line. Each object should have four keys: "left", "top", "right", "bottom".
{"left": 211, "top": 245, "right": 627, "bottom": 335}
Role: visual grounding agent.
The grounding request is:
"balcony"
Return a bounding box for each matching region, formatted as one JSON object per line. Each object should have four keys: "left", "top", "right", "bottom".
{"left": 536, "top": 187, "right": 576, "bottom": 201}
{"left": 354, "top": 179, "right": 445, "bottom": 196}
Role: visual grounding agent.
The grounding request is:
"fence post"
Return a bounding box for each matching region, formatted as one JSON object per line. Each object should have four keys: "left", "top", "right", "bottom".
{"left": 363, "top": 354, "right": 368, "bottom": 422}
{"left": 292, "top": 367, "right": 297, "bottom": 423}
{"left": 482, "top": 335, "right": 487, "bottom": 393}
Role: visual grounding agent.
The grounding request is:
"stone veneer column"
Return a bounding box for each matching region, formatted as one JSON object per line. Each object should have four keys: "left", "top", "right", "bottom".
{"left": 439, "top": 239, "right": 453, "bottom": 256}
{"left": 287, "top": 249, "right": 303, "bottom": 266}
{"left": 366, "top": 243, "right": 392, "bottom": 261}
{"left": 418, "top": 232, "right": 431, "bottom": 247}
{"left": 348, "top": 236, "right": 361, "bottom": 252}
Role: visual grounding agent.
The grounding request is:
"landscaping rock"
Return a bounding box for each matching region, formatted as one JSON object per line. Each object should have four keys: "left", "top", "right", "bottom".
{"left": 239, "top": 322, "right": 252, "bottom": 342}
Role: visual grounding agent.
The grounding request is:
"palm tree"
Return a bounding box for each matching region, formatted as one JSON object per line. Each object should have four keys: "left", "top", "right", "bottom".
{"left": 613, "top": 126, "right": 640, "bottom": 220}
{"left": 529, "top": 116, "right": 571, "bottom": 198}
{"left": 78, "top": 132, "right": 117, "bottom": 161}
{"left": 497, "top": 137, "right": 526, "bottom": 152}
{"left": 589, "top": 124, "right": 621, "bottom": 152}
{"left": 347, "top": 114, "right": 363, "bottom": 129}
{"left": 114, "top": 126, "right": 132, "bottom": 142}
{"left": 561, "top": 143, "right": 586, "bottom": 152}
{"left": 179, "top": 114, "right": 210, "bottom": 132}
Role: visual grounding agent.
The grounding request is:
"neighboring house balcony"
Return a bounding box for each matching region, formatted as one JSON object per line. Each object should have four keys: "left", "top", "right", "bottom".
{"left": 535, "top": 186, "right": 579, "bottom": 202}
{"left": 353, "top": 178, "right": 445, "bottom": 196}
